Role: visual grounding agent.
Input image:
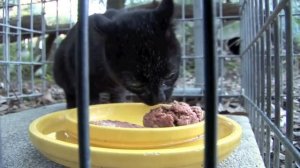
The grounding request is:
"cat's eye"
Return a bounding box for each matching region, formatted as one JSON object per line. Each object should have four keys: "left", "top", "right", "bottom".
{"left": 130, "top": 82, "right": 144, "bottom": 89}
{"left": 165, "top": 72, "right": 176, "bottom": 80}
{"left": 128, "top": 82, "right": 145, "bottom": 93}
{"left": 121, "top": 72, "right": 145, "bottom": 91}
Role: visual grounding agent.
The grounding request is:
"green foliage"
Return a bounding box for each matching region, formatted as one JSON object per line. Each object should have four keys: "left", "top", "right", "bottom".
{"left": 220, "top": 21, "right": 240, "bottom": 40}
{"left": 0, "top": 42, "right": 30, "bottom": 81}
{"left": 0, "top": 37, "right": 55, "bottom": 82}
{"left": 225, "top": 59, "right": 239, "bottom": 72}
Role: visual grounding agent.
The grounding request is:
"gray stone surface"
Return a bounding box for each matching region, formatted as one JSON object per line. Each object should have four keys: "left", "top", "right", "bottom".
{"left": 218, "top": 115, "right": 266, "bottom": 168}
{"left": 1, "top": 104, "right": 66, "bottom": 168}
{"left": 0, "top": 104, "right": 265, "bottom": 168}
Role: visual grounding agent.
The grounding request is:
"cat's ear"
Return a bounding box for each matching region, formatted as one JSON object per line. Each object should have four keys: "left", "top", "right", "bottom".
{"left": 154, "top": 0, "right": 174, "bottom": 29}
{"left": 92, "top": 14, "right": 116, "bottom": 34}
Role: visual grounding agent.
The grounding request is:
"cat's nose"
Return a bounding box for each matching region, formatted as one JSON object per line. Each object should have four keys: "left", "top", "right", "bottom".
{"left": 141, "top": 90, "right": 166, "bottom": 106}
{"left": 157, "top": 88, "right": 166, "bottom": 102}
{"left": 149, "top": 88, "right": 167, "bottom": 105}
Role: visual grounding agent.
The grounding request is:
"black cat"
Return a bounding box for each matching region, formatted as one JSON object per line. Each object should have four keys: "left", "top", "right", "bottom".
{"left": 53, "top": 0, "right": 181, "bottom": 109}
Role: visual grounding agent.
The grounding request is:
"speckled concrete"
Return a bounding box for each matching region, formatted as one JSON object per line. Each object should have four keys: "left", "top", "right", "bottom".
{"left": 1, "top": 104, "right": 65, "bottom": 168}
{"left": 0, "top": 103, "right": 265, "bottom": 168}
{"left": 218, "top": 115, "right": 266, "bottom": 168}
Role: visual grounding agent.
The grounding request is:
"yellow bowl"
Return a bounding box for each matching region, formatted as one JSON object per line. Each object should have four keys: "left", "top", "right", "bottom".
{"left": 64, "top": 103, "right": 205, "bottom": 149}
{"left": 29, "top": 111, "right": 242, "bottom": 168}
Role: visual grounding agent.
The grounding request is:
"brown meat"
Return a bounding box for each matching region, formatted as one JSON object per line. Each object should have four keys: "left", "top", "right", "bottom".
{"left": 142, "top": 106, "right": 176, "bottom": 127}
{"left": 191, "top": 106, "right": 205, "bottom": 121}
{"left": 90, "top": 120, "right": 144, "bottom": 128}
{"left": 143, "top": 101, "right": 205, "bottom": 127}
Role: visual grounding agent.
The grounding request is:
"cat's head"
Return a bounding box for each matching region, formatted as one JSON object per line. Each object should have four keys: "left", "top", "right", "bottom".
{"left": 95, "top": 0, "right": 181, "bottom": 105}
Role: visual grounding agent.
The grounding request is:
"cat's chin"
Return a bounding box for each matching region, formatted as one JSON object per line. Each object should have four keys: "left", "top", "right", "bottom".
{"left": 136, "top": 91, "right": 172, "bottom": 106}
{"left": 140, "top": 99, "right": 166, "bottom": 106}
{"left": 143, "top": 102, "right": 160, "bottom": 106}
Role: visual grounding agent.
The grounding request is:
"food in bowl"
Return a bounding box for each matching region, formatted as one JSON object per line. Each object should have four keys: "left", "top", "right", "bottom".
{"left": 89, "top": 101, "right": 205, "bottom": 128}
{"left": 143, "top": 101, "right": 205, "bottom": 127}
{"left": 90, "top": 120, "right": 143, "bottom": 128}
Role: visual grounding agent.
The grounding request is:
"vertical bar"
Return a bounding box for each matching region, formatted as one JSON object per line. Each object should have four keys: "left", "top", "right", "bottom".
{"left": 242, "top": 0, "right": 247, "bottom": 102}
{"left": 56, "top": 0, "right": 59, "bottom": 38}
{"left": 30, "top": 0, "right": 34, "bottom": 94}
{"left": 251, "top": 0, "right": 259, "bottom": 139}
{"left": 2, "top": 1, "right": 4, "bottom": 64}
{"left": 203, "top": 0, "right": 217, "bottom": 167}
{"left": 218, "top": 0, "right": 224, "bottom": 94}
{"left": 259, "top": 0, "right": 265, "bottom": 161}
{"left": 77, "top": 0, "right": 90, "bottom": 167}
{"left": 245, "top": 1, "right": 251, "bottom": 121}
{"left": 255, "top": 0, "right": 260, "bottom": 152}
{"left": 240, "top": 1, "right": 247, "bottom": 100}
{"left": 41, "top": 1, "right": 47, "bottom": 94}
{"left": 273, "top": 0, "right": 281, "bottom": 167}
{"left": 240, "top": 0, "right": 244, "bottom": 99}
{"left": 253, "top": 43, "right": 257, "bottom": 136}
{"left": 181, "top": 0, "right": 186, "bottom": 96}
{"left": 253, "top": 0, "right": 259, "bottom": 139}
{"left": 0, "top": 2, "right": 4, "bottom": 166}
{"left": 16, "top": 0, "right": 22, "bottom": 98}
{"left": 4, "top": 0, "right": 10, "bottom": 98}
{"left": 193, "top": 0, "right": 203, "bottom": 88}
{"left": 240, "top": 0, "right": 244, "bottom": 98}
{"left": 0, "top": 0, "right": 16, "bottom": 164}
{"left": 264, "top": 0, "right": 271, "bottom": 167}
{"left": 249, "top": 2, "right": 253, "bottom": 121}
{"left": 256, "top": 43, "right": 261, "bottom": 152}
{"left": 250, "top": 0, "right": 255, "bottom": 128}
{"left": 246, "top": 1, "right": 250, "bottom": 118}
{"left": 256, "top": 0, "right": 261, "bottom": 149}
{"left": 284, "top": 1, "right": 294, "bottom": 167}
{"left": 247, "top": 1, "right": 253, "bottom": 125}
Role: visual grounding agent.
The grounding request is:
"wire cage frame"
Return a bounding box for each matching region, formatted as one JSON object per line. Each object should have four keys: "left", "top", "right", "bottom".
{"left": 1, "top": 0, "right": 300, "bottom": 168}
{"left": 240, "top": 0, "right": 300, "bottom": 167}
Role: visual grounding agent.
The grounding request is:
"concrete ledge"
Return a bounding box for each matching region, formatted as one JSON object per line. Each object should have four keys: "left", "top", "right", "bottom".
{"left": 0, "top": 104, "right": 265, "bottom": 168}
{"left": 219, "top": 115, "right": 265, "bottom": 168}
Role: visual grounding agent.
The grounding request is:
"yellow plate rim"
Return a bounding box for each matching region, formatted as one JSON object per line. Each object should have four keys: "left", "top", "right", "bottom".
{"left": 29, "top": 111, "right": 242, "bottom": 154}
{"left": 29, "top": 110, "right": 242, "bottom": 167}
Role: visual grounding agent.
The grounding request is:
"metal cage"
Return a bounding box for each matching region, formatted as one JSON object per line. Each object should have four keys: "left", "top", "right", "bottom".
{"left": 241, "top": 0, "right": 300, "bottom": 167}
{"left": 1, "top": 0, "right": 300, "bottom": 167}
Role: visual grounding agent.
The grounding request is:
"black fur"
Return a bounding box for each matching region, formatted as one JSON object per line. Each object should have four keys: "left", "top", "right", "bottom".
{"left": 53, "top": 0, "right": 181, "bottom": 108}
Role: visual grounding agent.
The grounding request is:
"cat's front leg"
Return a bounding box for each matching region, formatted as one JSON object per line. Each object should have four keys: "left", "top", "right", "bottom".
{"left": 65, "top": 93, "right": 76, "bottom": 109}
{"left": 90, "top": 91, "right": 100, "bottom": 105}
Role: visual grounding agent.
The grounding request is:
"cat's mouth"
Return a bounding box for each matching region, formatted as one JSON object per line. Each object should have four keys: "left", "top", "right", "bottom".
{"left": 142, "top": 100, "right": 161, "bottom": 106}
{"left": 137, "top": 92, "right": 168, "bottom": 106}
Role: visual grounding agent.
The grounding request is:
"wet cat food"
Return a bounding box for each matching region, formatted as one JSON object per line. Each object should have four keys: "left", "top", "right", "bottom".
{"left": 89, "top": 101, "right": 204, "bottom": 128}
{"left": 143, "top": 101, "right": 205, "bottom": 127}
{"left": 90, "top": 120, "right": 144, "bottom": 128}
